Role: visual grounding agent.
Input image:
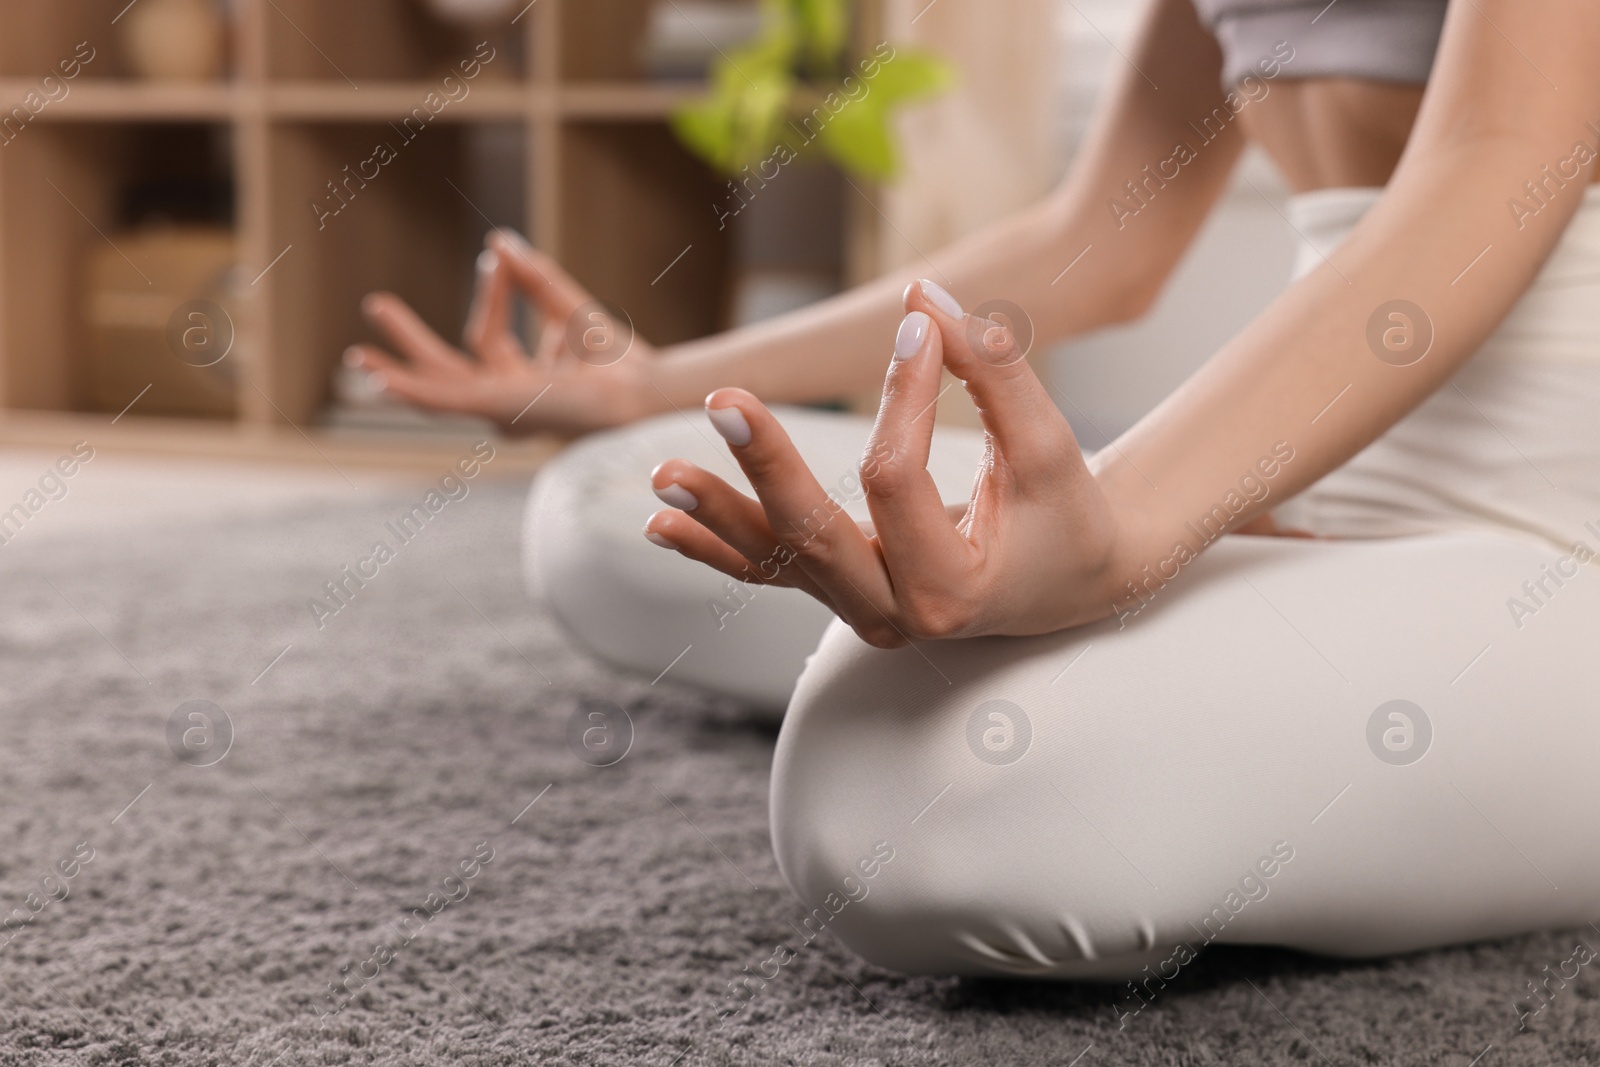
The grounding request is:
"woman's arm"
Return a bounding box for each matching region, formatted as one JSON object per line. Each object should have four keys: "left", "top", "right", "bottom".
{"left": 1095, "top": 0, "right": 1600, "bottom": 594}
{"left": 353, "top": 0, "right": 1245, "bottom": 433}
{"left": 647, "top": 0, "right": 1245, "bottom": 407}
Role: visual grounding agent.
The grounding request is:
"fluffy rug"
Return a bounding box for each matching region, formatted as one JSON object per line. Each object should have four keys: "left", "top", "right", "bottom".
{"left": 1, "top": 480, "right": 1596, "bottom": 1067}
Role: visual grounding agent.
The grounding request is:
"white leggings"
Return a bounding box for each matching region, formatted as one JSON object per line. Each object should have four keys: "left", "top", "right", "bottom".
{"left": 525, "top": 188, "right": 1600, "bottom": 978}
{"left": 773, "top": 530, "right": 1600, "bottom": 978}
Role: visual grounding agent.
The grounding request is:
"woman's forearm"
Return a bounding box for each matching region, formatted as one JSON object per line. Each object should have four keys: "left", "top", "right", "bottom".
{"left": 646, "top": 0, "right": 1245, "bottom": 411}
{"left": 645, "top": 194, "right": 1133, "bottom": 408}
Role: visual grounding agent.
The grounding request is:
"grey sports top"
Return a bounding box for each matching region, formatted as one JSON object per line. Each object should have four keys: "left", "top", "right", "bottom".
{"left": 1191, "top": 0, "right": 1449, "bottom": 88}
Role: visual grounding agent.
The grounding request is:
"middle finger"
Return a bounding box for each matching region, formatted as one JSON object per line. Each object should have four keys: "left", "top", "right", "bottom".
{"left": 701, "top": 390, "right": 896, "bottom": 623}
{"left": 362, "top": 292, "right": 469, "bottom": 373}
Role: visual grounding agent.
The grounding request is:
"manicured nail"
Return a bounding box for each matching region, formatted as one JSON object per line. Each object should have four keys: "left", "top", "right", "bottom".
{"left": 477, "top": 248, "right": 497, "bottom": 274}
{"left": 918, "top": 279, "right": 963, "bottom": 318}
{"left": 342, "top": 346, "right": 364, "bottom": 368}
{"left": 370, "top": 372, "right": 390, "bottom": 393}
{"left": 654, "top": 482, "right": 698, "bottom": 511}
{"left": 644, "top": 528, "right": 676, "bottom": 549}
{"left": 707, "top": 404, "right": 752, "bottom": 447}
{"left": 894, "top": 311, "right": 930, "bottom": 361}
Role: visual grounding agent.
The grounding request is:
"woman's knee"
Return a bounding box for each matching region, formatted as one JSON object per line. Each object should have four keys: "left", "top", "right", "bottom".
{"left": 520, "top": 441, "right": 632, "bottom": 630}
{"left": 769, "top": 621, "right": 1156, "bottom": 977}
{"left": 522, "top": 421, "right": 822, "bottom": 708}
{"left": 770, "top": 627, "right": 958, "bottom": 971}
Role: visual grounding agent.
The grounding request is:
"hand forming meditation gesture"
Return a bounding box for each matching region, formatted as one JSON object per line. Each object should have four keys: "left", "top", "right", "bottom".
{"left": 644, "top": 281, "right": 1129, "bottom": 645}
{"left": 347, "top": 230, "right": 659, "bottom": 438}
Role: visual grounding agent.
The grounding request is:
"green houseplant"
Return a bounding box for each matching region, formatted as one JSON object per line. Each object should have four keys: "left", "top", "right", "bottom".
{"left": 670, "top": 0, "right": 954, "bottom": 183}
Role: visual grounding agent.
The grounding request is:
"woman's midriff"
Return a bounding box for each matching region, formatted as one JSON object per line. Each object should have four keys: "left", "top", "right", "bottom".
{"left": 1237, "top": 78, "right": 1424, "bottom": 192}
{"left": 1236, "top": 78, "right": 1600, "bottom": 193}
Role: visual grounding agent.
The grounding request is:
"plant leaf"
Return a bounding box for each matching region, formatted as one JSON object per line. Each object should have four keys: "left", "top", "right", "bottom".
{"left": 669, "top": 4, "right": 956, "bottom": 185}
{"left": 867, "top": 47, "right": 956, "bottom": 106}
{"left": 730, "top": 70, "right": 795, "bottom": 171}
{"left": 671, "top": 96, "right": 739, "bottom": 172}
{"left": 795, "top": 0, "right": 847, "bottom": 66}
{"left": 815, "top": 96, "right": 897, "bottom": 180}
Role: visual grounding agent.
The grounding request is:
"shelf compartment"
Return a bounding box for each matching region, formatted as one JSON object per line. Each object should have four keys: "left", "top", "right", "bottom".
{"left": 262, "top": 0, "right": 526, "bottom": 84}
{"left": 0, "top": 121, "right": 238, "bottom": 417}
{"left": 257, "top": 119, "right": 529, "bottom": 426}
{"left": 0, "top": 1, "right": 130, "bottom": 80}
{"left": 559, "top": 0, "right": 655, "bottom": 82}
{"left": 561, "top": 0, "right": 767, "bottom": 84}
{"left": 556, "top": 120, "right": 732, "bottom": 347}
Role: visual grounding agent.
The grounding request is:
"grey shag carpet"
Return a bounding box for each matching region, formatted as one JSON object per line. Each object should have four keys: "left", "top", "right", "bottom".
{"left": 2, "top": 480, "right": 1597, "bottom": 1066}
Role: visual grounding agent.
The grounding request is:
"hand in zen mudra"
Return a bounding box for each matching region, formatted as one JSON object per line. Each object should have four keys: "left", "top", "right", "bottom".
{"left": 644, "top": 281, "right": 1133, "bottom": 646}
{"left": 347, "top": 230, "right": 657, "bottom": 438}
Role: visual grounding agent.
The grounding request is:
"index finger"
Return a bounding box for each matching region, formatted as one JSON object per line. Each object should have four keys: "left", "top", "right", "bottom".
{"left": 488, "top": 230, "right": 593, "bottom": 319}
{"left": 462, "top": 246, "right": 524, "bottom": 369}
{"left": 703, "top": 389, "right": 897, "bottom": 628}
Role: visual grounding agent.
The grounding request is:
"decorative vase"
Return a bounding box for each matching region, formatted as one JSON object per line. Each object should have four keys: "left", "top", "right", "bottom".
{"left": 121, "top": 0, "right": 227, "bottom": 83}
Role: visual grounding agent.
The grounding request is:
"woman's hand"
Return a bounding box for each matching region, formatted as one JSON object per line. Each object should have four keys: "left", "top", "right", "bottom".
{"left": 643, "top": 281, "right": 1140, "bottom": 647}
{"left": 347, "top": 230, "right": 660, "bottom": 438}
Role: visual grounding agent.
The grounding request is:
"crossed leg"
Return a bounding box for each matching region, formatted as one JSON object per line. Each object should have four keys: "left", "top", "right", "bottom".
{"left": 769, "top": 530, "right": 1600, "bottom": 979}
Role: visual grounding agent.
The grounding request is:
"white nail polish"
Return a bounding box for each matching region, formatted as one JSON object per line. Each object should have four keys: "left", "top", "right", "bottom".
{"left": 477, "top": 248, "right": 497, "bottom": 273}
{"left": 918, "top": 279, "right": 963, "bottom": 319}
{"left": 894, "top": 311, "right": 930, "bottom": 361}
{"left": 644, "top": 529, "right": 676, "bottom": 549}
{"left": 707, "top": 405, "right": 752, "bottom": 447}
{"left": 654, "top": 482, "right": 698, "bottom": 510}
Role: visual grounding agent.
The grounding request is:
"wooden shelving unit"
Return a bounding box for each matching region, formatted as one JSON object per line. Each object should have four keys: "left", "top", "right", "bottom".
{"left": 0, "top": 0, "right": 771, "bottom": 473}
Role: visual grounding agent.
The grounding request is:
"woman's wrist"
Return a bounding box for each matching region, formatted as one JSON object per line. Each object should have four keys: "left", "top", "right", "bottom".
{"left": 630, "top": 343, "right": 695, "bottom": 417}
{"left": 1090, "top": 463, "right": 1190, "bottom": 627}
{"left": 640, "top": 338, "right": 753, "bottom": 417}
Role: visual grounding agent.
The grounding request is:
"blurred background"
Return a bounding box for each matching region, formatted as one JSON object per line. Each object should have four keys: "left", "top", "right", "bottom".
{"left": 0, "top": 0, "right": 1296, "bottom": 489}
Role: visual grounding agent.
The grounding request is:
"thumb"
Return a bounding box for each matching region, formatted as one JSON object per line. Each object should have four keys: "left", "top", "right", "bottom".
{"left": 463, "top": 246, "right": 522, "bottom": 367}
